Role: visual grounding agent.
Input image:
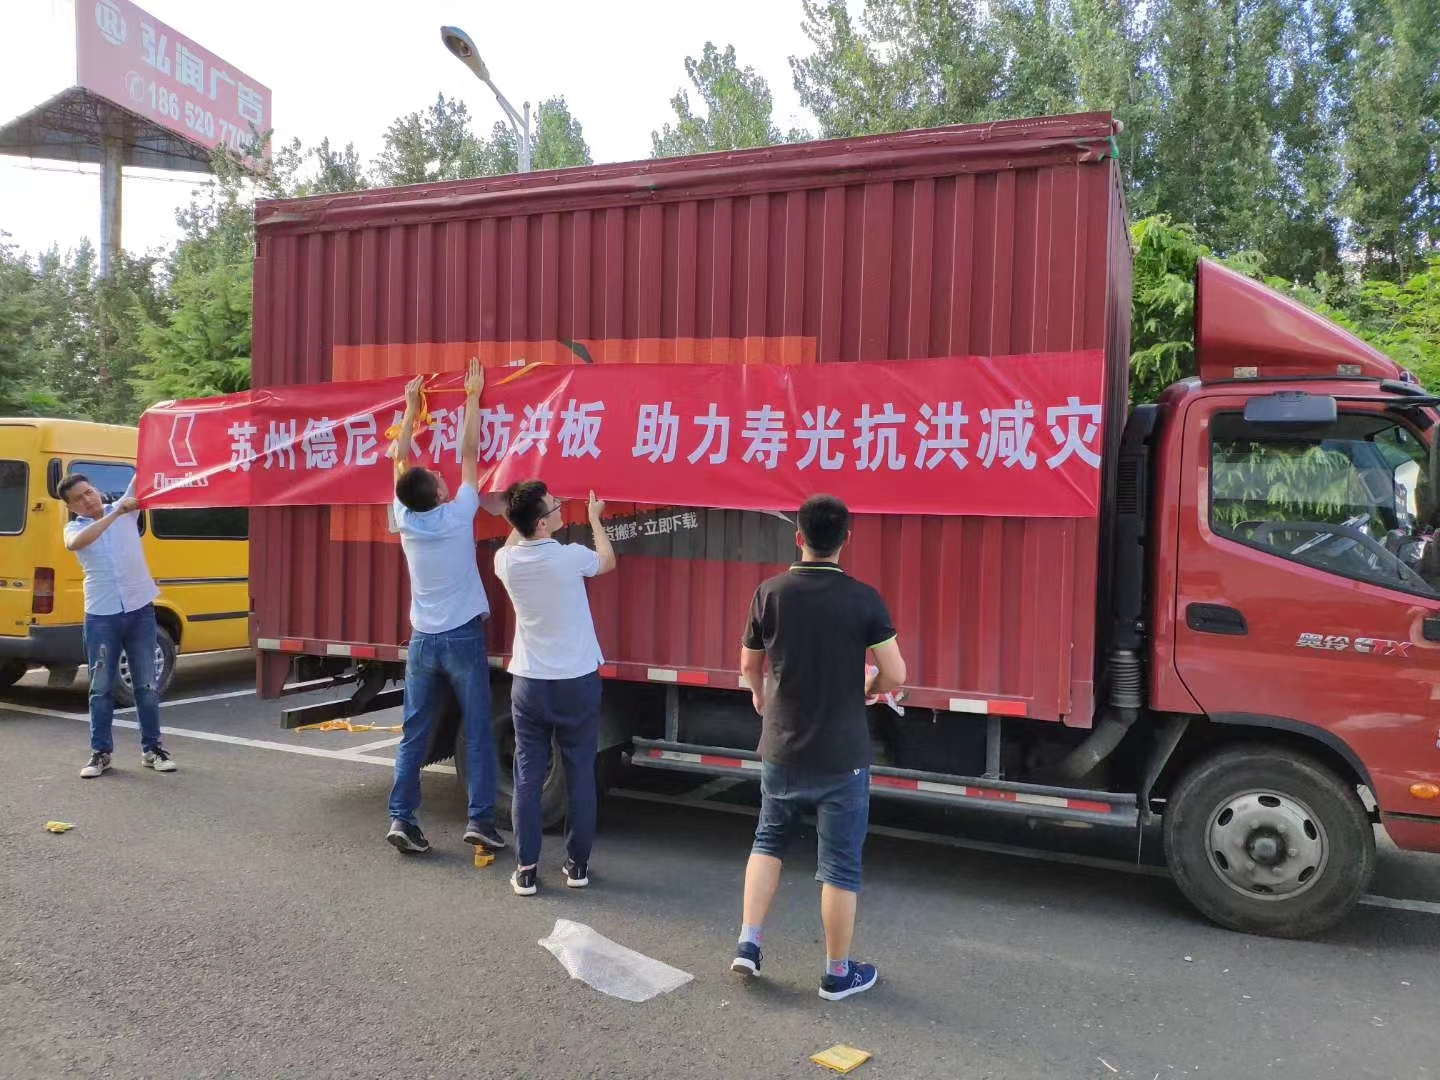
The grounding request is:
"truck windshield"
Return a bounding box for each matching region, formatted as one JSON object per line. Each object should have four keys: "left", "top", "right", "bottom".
{"left": 1210, "top": 412, "right": 1440, "bottom": 597}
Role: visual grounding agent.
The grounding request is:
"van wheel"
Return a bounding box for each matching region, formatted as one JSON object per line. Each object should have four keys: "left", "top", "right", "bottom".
{"left": 1163, "top": 746, "right": 1374, "bottom": 938}
{"left": 113, "top": 628, "right": 177, "bottom": 708}
{"left": 0, "top": 659, "right": 27, "bottom": 689}
{"left": 452, "top": 684, "right": 567, "bottom": 832}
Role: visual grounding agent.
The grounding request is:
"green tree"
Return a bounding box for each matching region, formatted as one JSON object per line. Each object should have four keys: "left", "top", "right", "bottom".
{"left": 653, "top": 43, "right": 806, "bottom": 156}
{"left": 0, "top": 241, "right": 61, "bottom": 416}
{"left": 532, "top": 96, "right": 594, "bottom": 170}
{"left": 131, "top": 153, "right": 256, "bottom": 404}
{"left": 372, "top": 94, "right": 488, "bottom": 186}
{"left": 1340, "top": 0, "right": 1440, "bottom": 280}
{"left": 1128, "top": 215, "right": 1263, "bottom": 403}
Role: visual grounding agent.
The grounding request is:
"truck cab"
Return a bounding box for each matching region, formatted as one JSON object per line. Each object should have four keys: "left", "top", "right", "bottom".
{"left": 1129, "top": 260, "right": 1440, "bottom": 934}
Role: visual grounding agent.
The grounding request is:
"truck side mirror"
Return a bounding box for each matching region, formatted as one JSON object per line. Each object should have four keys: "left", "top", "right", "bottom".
{"left": 1242, "top": 392, "right": 1338, "bottom": 429}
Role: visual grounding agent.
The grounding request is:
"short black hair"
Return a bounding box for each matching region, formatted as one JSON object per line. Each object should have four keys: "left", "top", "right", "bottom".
{"left": 57, "top": 473, "right": 91, "bottom": 504}
{"left": 798, "top": 494, "right": 850, "bottom": 558}
{"left": 395, "top": 466, "right": 442, "bottom": 512}
{"left": 505, "top": 480, "right": 550, "bottom": 539}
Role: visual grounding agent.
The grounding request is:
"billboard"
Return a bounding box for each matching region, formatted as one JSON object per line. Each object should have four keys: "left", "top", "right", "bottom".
{"left": 77, "top": 0, "right": 271, "bottom": 160}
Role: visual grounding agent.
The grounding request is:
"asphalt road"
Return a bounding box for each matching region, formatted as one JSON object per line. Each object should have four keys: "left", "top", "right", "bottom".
{"left": 2, "top": 653, "right": 1438, "bottom": 1080}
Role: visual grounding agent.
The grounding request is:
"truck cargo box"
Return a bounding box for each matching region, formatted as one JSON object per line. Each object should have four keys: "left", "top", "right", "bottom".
{"left": 250, "top": 111, "right": 1131, "bottom": 727}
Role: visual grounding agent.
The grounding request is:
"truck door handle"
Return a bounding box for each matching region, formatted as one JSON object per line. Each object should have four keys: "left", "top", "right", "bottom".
{"left": 1424, "top": 615, "right": 1440, "bottom": 643}
{"left": 1186, "top": 603, "right": 1248, "bottom": 636}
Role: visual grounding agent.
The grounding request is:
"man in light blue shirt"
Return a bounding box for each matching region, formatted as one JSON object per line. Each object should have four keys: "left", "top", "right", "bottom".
{"left": 60, "top": 474, "right": 175, "bottom": 778}
{"left": 386, "top": 358, "right": 503, "bottom": 855}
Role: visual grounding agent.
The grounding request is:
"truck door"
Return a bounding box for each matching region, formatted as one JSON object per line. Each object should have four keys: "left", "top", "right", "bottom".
{"left": 1171, "top": 396, "right": 1440, "bottom": 825}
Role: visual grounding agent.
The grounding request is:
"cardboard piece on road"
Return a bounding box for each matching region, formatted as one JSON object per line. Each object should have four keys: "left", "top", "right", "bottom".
{"left": 473, "top": 848, "right": 496, "bottom": 868}
{"left": 811, "top": 1045, "right": 872, "bottom": 1074}
{"left": 44, "top": 821, "right": 75, "bottom": 833}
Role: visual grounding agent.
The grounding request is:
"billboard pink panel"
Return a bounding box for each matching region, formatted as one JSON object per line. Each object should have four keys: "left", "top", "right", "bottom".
{"left": 78, "top": 0, "right": 271, "bottom": 160}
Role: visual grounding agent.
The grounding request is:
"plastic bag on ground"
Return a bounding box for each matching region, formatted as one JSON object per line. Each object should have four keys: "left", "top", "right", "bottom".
{"left": 538, "top": 918, "right": 693, "bottom": 1003}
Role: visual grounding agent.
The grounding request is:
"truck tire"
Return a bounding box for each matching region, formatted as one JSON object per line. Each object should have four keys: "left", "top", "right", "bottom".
{"left": 113, "top": 628, "right": 177, "bottom": 709}
{"left": 0, "top": 659, "right": 27, "bottom": 689}
{"left": 452, "top": 685, "right": 567, "bottom": 832}
{"left": 1163, "top": 746, "right": 1374, "bottom": 938}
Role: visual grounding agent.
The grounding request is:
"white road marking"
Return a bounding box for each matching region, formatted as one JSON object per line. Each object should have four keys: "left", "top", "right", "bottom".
{"left": 3, "top": 697, "right": 1433, "bottom": 915}
{"left": 1359, "top": 894, "right": 1440, "bottom": 916}
{"left": 117, "top": 688, "right": 257, "bottom": 714}
{"left": 608, "top": 788, "right": 1438, "bottom": 915}
{"left": 0, "top": 699, "right": 455, "bottom": 774}
{"left": 348, "top": 736, "right": 404, "bottom": 754}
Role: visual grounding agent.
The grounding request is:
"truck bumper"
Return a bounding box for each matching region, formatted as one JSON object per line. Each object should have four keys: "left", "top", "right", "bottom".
{"left": 1383, "top": 812, "right": 1440, "bottom": 854}
{"left": 0, "top": 625, "right": 85, "bottom": 666}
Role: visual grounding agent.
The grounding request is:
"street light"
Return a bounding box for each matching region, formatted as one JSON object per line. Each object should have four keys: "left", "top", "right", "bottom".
{"left": 440, "top": 25, "right": 532, "bottom": 173}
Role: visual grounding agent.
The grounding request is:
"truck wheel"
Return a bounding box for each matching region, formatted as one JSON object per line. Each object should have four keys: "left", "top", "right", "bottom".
{"left": 1163, "top": 746, "right": 1374, "bottom": 938}
{"left": 0, "top": 659, "right": 27, "bottom": 689}
{"left": 113, "top": 629, "right": 178, "bottom": 708}
{"left": 454, "top": 687, "right": 567, "bottom": 832}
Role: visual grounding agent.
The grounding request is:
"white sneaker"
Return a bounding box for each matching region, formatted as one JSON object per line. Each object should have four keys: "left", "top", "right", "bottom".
{"left": 80, "top": 752, "right": 111, "bottom": 778}
{"left": 142, "top": 747, "right": 177, "bottom": 772}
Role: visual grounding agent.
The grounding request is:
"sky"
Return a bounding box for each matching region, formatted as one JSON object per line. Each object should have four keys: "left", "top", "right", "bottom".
{"left": 0, "top": 0, "right": 834, "bottom": 260}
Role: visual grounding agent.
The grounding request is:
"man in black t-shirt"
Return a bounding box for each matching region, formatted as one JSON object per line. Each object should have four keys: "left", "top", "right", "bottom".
{"left": 731, "top": 494, "right": 907, "bottom": 1001}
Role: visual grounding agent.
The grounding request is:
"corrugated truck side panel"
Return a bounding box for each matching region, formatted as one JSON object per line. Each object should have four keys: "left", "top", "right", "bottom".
{"left": 251, "top": 115, "right": 1127, "bottom": 725}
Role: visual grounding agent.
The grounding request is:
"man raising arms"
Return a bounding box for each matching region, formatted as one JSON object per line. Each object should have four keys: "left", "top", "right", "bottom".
{"left": 386, "top": 359, "right": 504, "bottom": 855}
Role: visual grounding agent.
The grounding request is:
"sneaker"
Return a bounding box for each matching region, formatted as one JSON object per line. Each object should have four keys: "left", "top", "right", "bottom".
{"left": 386, "top": 819, "right": 431, "bottom": 854}
{"left": 80, "top": 752, "right": 111, "bottom": 779}
{"left": 562, "top": 858, "right": 589, "bottom": 888}
{"left": 464, "top": 820, "right": 507, "bottom": 850}
{"left": 731, "top": 941, "right": 763, "bottom": 977}
{"left": 818, "top": 961, "right": 879, "bottom": 1001}
{"left": 511, "top": 865, "right": 538, "bottom": 896}
{"left": 142, "top": 747, "right": 177, "bottom": 772}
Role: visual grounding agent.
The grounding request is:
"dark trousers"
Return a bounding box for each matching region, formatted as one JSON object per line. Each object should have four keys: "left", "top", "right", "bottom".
{"left": 84, "top": 604, "right": 162, "bottom": 754}
{"left": 511, "top": 671, "right": 601, "bottom": 867}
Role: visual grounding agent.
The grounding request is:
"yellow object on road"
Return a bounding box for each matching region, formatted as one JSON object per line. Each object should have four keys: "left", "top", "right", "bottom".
{"left": 811, "top": 1046, "right": 872, "bottom": 1074}
{"left": 44, "top": 821, "right": 75, "bottom": 833}
{"left": 294, "top": 719, "right": 403, "bottom": 733}
{"left": 474, "top": 848, "right": 496, "bottom": 868}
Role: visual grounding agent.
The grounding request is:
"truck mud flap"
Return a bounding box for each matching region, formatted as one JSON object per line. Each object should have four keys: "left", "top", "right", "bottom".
{"left": 630, "top": 738, "right": 1139, "bottom": 829}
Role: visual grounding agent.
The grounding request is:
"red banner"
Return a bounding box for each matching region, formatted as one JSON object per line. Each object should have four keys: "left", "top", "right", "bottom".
{"left": 137, "top": 352, "right": 1106, "bottom": 518}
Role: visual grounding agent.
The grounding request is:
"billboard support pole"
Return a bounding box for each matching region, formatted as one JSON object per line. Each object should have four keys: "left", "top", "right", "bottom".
{"left": 99, "top": 124, "right": 123, "bottom": 279}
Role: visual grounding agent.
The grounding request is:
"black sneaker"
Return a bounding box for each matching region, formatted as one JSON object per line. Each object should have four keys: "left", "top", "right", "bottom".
{"left": 562, "top": 858, "right": 589, "bottom": 888}
{"left": 819, "top": 960, "right": 879, "bottom": 1001}
{"left": 464, "top": 819, "right": 507, "bottom": 850}
{"left": 80, "top": 752, "right": 111, "bottom": 779}
{"left": 511, "top": 865, "right": 538, "bottom": 896}
{"left": 731, "top": 941, "right": 762, "bottom": 977}
{"left": 386, "top": 819, "right": 431, "bottom": 854}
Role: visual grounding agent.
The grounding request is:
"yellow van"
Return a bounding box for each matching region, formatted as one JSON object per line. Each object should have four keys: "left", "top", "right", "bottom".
{"left": 0, "top": 418, "right": 249, "bottom": 701}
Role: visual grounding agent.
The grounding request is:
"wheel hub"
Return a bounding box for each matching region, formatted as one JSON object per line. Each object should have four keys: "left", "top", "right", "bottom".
{"left": 118, "top": 643, "right": 166, "bottom": 691}
{"left": 1206, "top": 791, "right": 1328, "bottom": 899}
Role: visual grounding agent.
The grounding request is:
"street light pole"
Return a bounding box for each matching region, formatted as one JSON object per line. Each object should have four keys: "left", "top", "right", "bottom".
{"left": 440, "top": 25, "right": 532, "bottom": 173}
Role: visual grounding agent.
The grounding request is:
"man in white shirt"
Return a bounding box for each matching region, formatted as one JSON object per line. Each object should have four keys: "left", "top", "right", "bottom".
{"left": 493, "top": 482, "right": 615, "bottom": 895}
{"left": 386, "top": 359, "right": 504, "bottom": 855}
{"left": 60, "top": 474, "right": 175, "bottom": 778}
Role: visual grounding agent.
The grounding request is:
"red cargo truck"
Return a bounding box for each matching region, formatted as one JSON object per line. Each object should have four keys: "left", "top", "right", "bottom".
{"left": 248, "top": 112, "right": 1440, "bottom": 937}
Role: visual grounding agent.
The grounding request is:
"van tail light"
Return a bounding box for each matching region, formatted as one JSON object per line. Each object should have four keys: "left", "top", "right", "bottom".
{"left": 32, "top": 567, "right": 55, "bottom": 615}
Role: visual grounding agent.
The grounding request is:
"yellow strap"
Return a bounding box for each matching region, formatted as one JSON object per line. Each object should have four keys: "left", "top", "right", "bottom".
{"left": 294, "top": 719, "right": 404, "bottom": 733}
{"left": 384, "top": 382, "right": 431, "bottom": 476}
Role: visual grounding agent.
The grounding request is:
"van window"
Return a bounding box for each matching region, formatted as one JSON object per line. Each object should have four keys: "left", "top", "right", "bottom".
{"left": 0, "top": 460, "right": 26, "bottom": 535}
{"left": 151, "top": 507, "right": 249, "bottom": 540}
{"left": 68, "top": 461, "right": 135, "bottom": 502}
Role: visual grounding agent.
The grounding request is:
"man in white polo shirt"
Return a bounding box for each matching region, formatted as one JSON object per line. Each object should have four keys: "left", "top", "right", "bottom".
{"left": 493, "top": 481, "right": 615, "bottom": 895}
{"left": 386, "top": 358, "right": 504, "bottom": 855}
{"left": 60, "top": 473, "right": 175, "bottom": 778}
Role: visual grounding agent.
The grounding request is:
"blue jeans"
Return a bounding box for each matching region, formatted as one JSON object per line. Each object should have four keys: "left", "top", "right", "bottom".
{"left": 389, "top": 615, "right": 496, "bottom": 826}
{"left": 511, "top": 672, "right": 601, "bottom": 867}
{"left": 84, "top": 604, "right": 162, "bottom": 754}
{"left": 752, "top": 763, "right": 871, "bottom": 892}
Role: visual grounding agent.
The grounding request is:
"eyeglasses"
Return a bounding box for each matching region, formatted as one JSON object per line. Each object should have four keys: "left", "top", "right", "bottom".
{"left": 543, "top": 500, "right": 563, "bottom": 518}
